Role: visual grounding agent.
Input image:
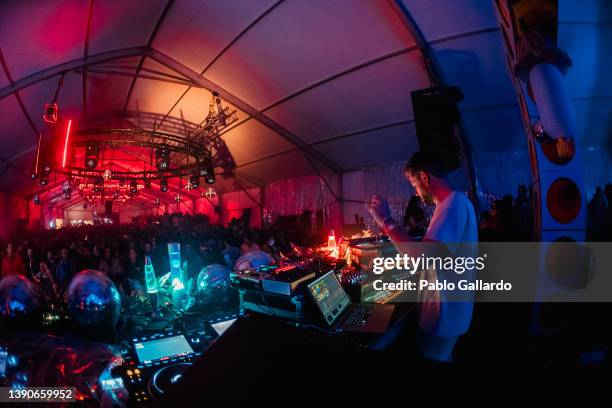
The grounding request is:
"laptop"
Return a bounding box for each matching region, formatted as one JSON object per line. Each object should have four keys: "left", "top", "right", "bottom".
{"left": 307, "top": 271, "right": 395, "bottom": 333}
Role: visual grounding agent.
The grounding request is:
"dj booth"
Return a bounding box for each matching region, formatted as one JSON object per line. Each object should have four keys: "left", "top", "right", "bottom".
{"left": 0, "top": 238, "right": 416, "bottom": 406}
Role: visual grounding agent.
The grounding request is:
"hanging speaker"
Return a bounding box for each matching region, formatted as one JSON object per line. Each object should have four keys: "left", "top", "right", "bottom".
{"left": 411, "top": 86, "right": 463, "bottom": 172}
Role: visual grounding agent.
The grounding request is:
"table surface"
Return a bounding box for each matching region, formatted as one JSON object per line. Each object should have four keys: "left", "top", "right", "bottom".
{"left": 293, "top": 301, "right": 416, "bottom": 351}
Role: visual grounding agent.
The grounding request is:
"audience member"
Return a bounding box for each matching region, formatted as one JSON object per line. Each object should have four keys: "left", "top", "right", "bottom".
{"left": 403, "top": 195, "right": 427, "bottom": 239}
{"left": 1, "top": 243, "right": 25, "bottom": 277}
{"left": 587, "top": 186, "right": 608, "bottom": 241}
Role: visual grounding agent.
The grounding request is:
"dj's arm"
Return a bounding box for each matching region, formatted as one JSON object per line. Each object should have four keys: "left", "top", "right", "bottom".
{"left": 369, "top": 195, "right": 415, "bottom": 245}
{"left": 381, "top": 217, "right": 414, "bottom": 244}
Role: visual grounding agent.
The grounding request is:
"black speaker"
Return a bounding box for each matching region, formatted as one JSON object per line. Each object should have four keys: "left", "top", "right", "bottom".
{"left": 105, "top": 201, "right": 113, "bottom": 215}
{"left": 411, "top": 86, "right": 464, "bottom": 171}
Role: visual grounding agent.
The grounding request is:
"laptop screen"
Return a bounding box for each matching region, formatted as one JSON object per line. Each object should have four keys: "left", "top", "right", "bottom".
{"left": 307, "top": 271, "right": 351, "bottom": 325}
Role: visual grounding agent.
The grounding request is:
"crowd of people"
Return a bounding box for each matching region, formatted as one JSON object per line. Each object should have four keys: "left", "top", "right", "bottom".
{"left": 586, "top": 184, "right": 612, "bottom": 241}
{"left": 2, "top": 181, "right": 609, "bottom": 303}
{"left": 478, "top": 185, "right": 532, "bottom": 241}
{"left": 0, "top": 212, "right": 314, "bottom": 302}
{"left": 403, "top": 185, "right": 533, "bottom": 241}
{"left": 476, "top": 183, "right": 612, "bottom": 241}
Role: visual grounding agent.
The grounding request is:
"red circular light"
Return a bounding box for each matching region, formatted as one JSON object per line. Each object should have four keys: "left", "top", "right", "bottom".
{"left": 542, "top": 137, "right": 575, "bottom": 165}
{"left": 546, "top": 177, "right": 581, "bottom": 224}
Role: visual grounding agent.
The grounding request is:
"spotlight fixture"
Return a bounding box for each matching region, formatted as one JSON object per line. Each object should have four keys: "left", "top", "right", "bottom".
{"left": 175, "top": 194, "right": 181, "bottom": 203}
{"left": 199, "top": 167, "right": 209, "bottom": 177}
{"left": 130, "top": 180, "right": 138, "bottom": 195}
{"left": 160, "top": 177, "right": 168, "bottom": 193}
{"left": 62, "top": 181, "right": 72, "bottom": 201}
{"left": 30, "top": 172, "right": 38, "bottom": 180}
{"left": 198, "top": 152, "right": 213, "bottom": 177}
{"left": 63, "top": 181, "right": 72, "bottom": 195}
{"left": 205, "top": 174, "right": 215, "bottom": 185}
{"left": 155, "top": 145, "right": 170, "bottom": 170}
{"left": 144, "top": 178, "right": 152, "bottom": 189}
{"left": 93, "top": 176, "right": 104, "bottom": 193}
{"left": 33, "top": 194, "right": 40, "bottom": 205}
{"left": 103, "top": 169, "right": 112, "bottom": 181}
{"left": 190, "top": 175, "right": 200, "bottom": 189}
{"left": 43, "top": 103, "right": 58, "bottom": 124}
{"left": 84, "top": 142, "right": 99, "bottom": 169}
{"left": 42, "top": 163, "right": 52, "bottom": 175}
{"left": 39, "top": 177, "right": 48, "bottom": 186}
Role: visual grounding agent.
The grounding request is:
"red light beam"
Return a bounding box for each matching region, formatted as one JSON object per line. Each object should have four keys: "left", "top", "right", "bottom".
{"left": 62, "top": 119, "right": 72, "bottom": 168}
{"left": 34, "top": 133, "right": 42, "bottom": 173}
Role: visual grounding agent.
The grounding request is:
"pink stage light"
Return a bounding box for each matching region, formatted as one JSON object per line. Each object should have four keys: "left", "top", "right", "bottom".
{"left": 62, "top": 119, "right": 72, "bottom": 168}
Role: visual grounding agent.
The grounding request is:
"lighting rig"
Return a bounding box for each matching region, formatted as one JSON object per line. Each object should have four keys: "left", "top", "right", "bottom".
{"left": 31, "top": 94, "right": 237, "bottom": 206}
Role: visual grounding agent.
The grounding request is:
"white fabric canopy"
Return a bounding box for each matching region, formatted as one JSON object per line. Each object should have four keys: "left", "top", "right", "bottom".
{"left": 0, "top": 0, "right": 609, "bottom": 205}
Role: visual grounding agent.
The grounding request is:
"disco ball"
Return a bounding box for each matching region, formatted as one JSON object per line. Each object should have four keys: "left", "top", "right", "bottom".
{"left": 196, "top": 264, "right": 231, "bottom": 293}
{"left": 234, "top": 251, "right": 275, "bottom": 272}
{"left": 0, "top": 275, "right": 40, "bottom": 319}
{"left": 68, "top": 270, "right": 121, "bottom": 330}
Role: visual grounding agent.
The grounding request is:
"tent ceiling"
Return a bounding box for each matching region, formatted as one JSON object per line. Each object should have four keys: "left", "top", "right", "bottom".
{"left": 0, "top": 0, "right": 609, "bottom": 201}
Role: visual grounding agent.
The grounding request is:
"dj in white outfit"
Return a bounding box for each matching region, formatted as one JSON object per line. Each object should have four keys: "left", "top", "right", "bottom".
{"left": 369, "top": 150, "right": 478, "bottom": 362}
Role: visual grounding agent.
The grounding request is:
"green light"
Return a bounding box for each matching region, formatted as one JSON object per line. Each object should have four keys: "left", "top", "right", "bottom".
{"left": 167, "top": 243, "right": 183, "bottom": 290}
{"left": 158, "top": 272, "right": 171, "bottom": 286}
{"left": 144, "top": 256, "right": 158, "bottom": 294}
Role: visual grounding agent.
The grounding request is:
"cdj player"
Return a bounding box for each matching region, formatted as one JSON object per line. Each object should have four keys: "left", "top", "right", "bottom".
{"left": 110, "top": 313, "right": 241, "bottom": 405}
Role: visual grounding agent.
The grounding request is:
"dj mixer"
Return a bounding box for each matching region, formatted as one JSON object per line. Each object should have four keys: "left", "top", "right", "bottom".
{"left": 0, "top": 312, "right": 243, "bottom": 406}
{"left": 110, "top": 312, "right": 241, "bottom": 405}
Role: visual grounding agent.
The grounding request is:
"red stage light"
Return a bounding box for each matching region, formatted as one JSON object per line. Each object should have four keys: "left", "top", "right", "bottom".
{"left": 62, "top": 119, "right": 72, "bottom": 168}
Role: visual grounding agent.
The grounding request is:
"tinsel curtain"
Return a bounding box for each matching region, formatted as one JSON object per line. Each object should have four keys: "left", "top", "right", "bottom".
{"left": 362, "top": 164, "right": 415, "bottom": 231}
{"left": 262, "top": 147, "right": 610, "bottom": 230}
{"left": 581, "top": 146, "right": 611, "bottom": 199}
{"left": 473, "top": 150, "right": 532, "bottom": 211}
{"left": 264, "top": 175, "right": 336, "bottom": 216}
{"left": 473, "top": 146, "right": 612, "bottom": 210}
